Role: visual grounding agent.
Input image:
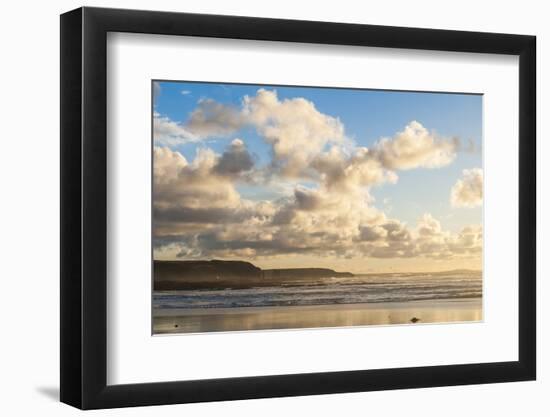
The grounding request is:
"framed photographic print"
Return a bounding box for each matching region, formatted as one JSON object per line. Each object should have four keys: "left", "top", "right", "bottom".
{"left": 60, "top": 6, "right": 536, "bottom": 409}
{"left": 151, "top": 81, "right": 484, "bottom": 335}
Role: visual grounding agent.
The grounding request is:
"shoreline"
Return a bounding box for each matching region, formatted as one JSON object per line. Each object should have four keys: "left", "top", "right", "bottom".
{"left": 153, "top": 297, "right": 481, "bottom": 316}
{"left": 153, "top": 297, "right": 482, "bottom": 334}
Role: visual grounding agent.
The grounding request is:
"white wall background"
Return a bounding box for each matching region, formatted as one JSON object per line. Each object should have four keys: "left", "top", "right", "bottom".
{"left": 0, "top": 0, "right": 545, "bottom": 415}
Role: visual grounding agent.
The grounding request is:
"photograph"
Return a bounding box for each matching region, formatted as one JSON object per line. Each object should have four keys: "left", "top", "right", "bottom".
{"left": 152, "top": 81, "right": 483, "bottom": 334}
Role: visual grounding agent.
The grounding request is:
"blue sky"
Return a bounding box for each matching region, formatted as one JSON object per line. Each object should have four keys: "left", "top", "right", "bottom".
{"left": 152, "top": 81, "right": 483, "bottom": 272}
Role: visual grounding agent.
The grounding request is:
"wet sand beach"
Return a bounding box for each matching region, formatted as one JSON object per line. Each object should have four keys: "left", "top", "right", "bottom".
{"left": 153, "top": 298, "right": 482, "bottom": 334}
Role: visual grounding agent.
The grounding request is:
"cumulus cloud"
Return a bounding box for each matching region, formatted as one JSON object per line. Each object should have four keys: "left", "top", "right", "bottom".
{"left": 451, "top": 168, "right": 483, "bottom": 208}
{"left": 179, "top": 89, "right": 346, "bottom": 177}
{"left": 186, "top": 99, "right": 245, "bottom": 137}
{"left": 154, "top": 154, "right": 481, "bottom": 259}
{"left": 312, "top": 146, "right": 398, "bottom": 193}
{"left": 242, "top": 89, "right": 346, "bottom": 177}
{"left": 153, "top": 145, "right": 188, "bottom": 184}
{"left": 373, "top": 121, "right": 459, "bottom": 170}
{"left": 154, "top": 147, "right": 481, "bottom": 262}
{"left": 412, "top": 214, "right": 482, "bottom": 259}
{"left": 214, "top": 138, "right": 255, "bottom": 176}
{"left": 152, "top": 89, "right": 480, "bottom": 266}
{"left": 154, "top": 145, "right": 268, "bottom": 240}
{"left": 154, "top": 146, "right": 241, "bottom": 210}
{"left": 351, "top": 213, "right": 481, "bottom": 261}
{"left": 416, "top": 213, "right": 442, "bottom": 237}
{"left": 358, "top": 225, "right": 388, "bottom": 242}
{"left": 155, "top": 143, "right": 383, "bottom": 258}
{"left": 450, "top": 225, "right": 483, "bottom": 255}
{"left": 173, "top": 92, "right": 456, "bottom": 178}
{"left": 154, "top": 143, "right": 480, "bottom": 262}
{"left": 153, "top": 113, "right": 199, "bottom": 146}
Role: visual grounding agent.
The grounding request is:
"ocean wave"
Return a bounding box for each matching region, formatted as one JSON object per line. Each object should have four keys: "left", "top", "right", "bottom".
{"left": 153, "top": 271, "right": 482, "bottom": 309}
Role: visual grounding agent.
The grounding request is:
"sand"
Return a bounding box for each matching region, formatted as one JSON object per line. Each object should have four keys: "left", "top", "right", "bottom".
{"left": 153, "top": 298, "right": 482, "bottom": 334}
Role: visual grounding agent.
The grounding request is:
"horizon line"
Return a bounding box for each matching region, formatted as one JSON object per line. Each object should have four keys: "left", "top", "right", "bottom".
{"left": 153, "top": 258, "right": 482, "bottom": 275}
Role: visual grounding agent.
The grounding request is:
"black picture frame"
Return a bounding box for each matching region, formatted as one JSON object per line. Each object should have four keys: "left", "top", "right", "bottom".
{"left": 60, "top": 6, "right": 536, "bottom": 410}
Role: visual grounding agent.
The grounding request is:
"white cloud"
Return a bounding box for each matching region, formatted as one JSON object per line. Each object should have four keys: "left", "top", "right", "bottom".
{"left": 181, "top": 90, "right": 191, "bottom": 95}
{"left": 152, "top": 90, "right": 479, "bottom": 264}
{"left": 153, "top": 113, "right": 200, "bottom": 146}
{"left": 153, "top": 145, "right": 188, "bottom": 184}
{"left": 154, "top": 146, "right": 240, "bottom": 212}
{"left": 179, "top": 89, "right": 347, "bottom": 177}
{"left": 373, "top": 121, "right": 459, "bottom": 170}
{"left": 153, "top": 81, "right": 161, "bottom": 99}
{"left": 451, "top": 168, "right": 483, "bottom": 208}
{"left": 411, "top": 214, "right": 482, "bottom": 259}
{"left": 153, "top": 142, "right": 480, "bottom": 262}
{"left": 186, "top": 99, "right": 245, "bottom": 137}
{"left": 153, "top": 145, "right": 267, "bottom": 241}
{"left": 312, "top": 146, "right": 398, "bottom": 193}
{"left": 242, "top": 89, "right": 346, "bottom": 177}
{"left": 416, "top": 213, "right": 442, "bottom": 237}
{"left": 154, "top": 145, "right": 482, "bottom": 261}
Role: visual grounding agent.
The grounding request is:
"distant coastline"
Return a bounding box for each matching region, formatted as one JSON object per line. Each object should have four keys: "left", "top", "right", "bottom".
{"left": 153, "top": 259, "right": 481, "bottom": 291}
{"left": 154, "top": 260, "right": 354, "bottom": 290}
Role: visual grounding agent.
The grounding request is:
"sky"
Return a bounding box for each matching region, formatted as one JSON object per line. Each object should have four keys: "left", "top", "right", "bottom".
{"left": 152, "top": 81, "right": 483, "bottom": 273}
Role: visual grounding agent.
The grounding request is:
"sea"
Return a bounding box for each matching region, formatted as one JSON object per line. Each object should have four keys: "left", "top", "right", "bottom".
{"left": 153, "top": 270, "right": 482, "bottom": 311}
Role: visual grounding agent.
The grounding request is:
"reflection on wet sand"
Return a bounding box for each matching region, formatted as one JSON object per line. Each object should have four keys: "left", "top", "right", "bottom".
{"left": 153, "top": 298, "right": 482, "bottom": 334}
